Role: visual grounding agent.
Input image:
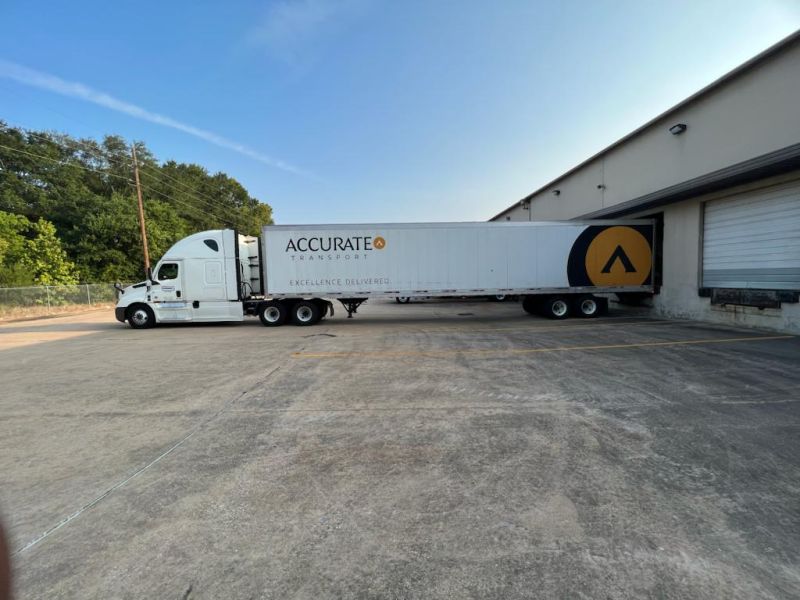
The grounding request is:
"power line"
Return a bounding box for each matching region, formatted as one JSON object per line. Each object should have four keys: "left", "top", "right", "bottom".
{"left": 139, "top": 161, "right": 237, "bottom": 209}
{"left": 20, "top": 128, "right": 117, "bottom": 154}
{"left": 1, "top": 132, "right": 236, "bottom": 223}
{"left": 0, "top": 83, "right": 264, "bottom": 223}
{"left": 0, "top": 141, "right": 237, "bottom": 226}
{"left": 14, "top": 127, "right": 245, "bottom": 221}
{"left": 137, "top": 161, "right": 249, "bottom": 220}
{"left": 137, "top": 181, "right": 238, "bottom": 226}
{"left": 18, "top": 127, "right": 233, "bottom": 210}
{"left": 138, "top": 181, "right": 238, "bottom": 227}
{"left": 0, "top": 142, "right": 134, "bottom": 183}
{"left": 16, "top": 130, "right": 133, "bottom": 195}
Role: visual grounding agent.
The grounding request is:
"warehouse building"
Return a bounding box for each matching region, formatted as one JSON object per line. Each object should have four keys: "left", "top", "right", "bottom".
{"left": 492, "top": 31, "right": 800, "bottom": 332}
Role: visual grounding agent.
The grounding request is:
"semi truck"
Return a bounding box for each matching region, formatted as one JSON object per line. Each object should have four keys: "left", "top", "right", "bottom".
{"left": 114, "top": 220, "right": 655, "bottom": 329}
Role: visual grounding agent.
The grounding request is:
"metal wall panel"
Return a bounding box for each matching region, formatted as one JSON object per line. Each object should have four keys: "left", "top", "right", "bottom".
{"left": 703, "top": 181, "right": 800, "bottom": 289}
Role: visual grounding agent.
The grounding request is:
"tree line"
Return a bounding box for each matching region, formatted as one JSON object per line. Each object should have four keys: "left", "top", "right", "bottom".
{"left": 0, "top": 121, "right": 273, "bottom": 285}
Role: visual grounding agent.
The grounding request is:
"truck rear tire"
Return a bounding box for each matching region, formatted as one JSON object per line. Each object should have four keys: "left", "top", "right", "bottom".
{"left": 574, "top": 295, "right": 599, "bottom": 318}
{"left": 395, "top": 296, "right": 411, "bottom": 304}
{"left": 259, "top": 301, "right": 287, "bottom": 327}
{"left": 542, "top": 296, "right": 570, "bottom": 320}
{"left": 522, "top": 296, "right": 539, "bottom": 315}
{"left": 127, "top": 304, "right": 155, "bottom": 329}
{"left": 292, "top": 300, "right": 320, "bottom": 326}
{"left": 314, "top": 299, "right": 331, "bottom": 320}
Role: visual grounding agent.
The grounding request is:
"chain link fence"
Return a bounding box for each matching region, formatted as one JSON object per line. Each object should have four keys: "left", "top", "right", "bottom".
{"left": 0, "top": 283, "right": 122, "bottom": 320}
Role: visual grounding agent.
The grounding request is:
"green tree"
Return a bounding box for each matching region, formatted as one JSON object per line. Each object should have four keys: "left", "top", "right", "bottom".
{"left": 0, "top": 211, "right": 78, "bottom": 286}
{"left": 0, "top": 122, "right": 274, "bottom": 282}
{"left": 21, "top": 218, "right": 79, "bottom": 285}
{"left": 0, "top": 211, "right": 32, "bottom": 286}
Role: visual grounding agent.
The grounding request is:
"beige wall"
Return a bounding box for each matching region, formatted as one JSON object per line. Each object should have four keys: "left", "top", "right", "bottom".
{"left": 498, "top": 39, "right": 800, "bottom": 222}
{"left": 630, "top": 173, "right": 800, "bottom": 333}
{"left": 528, "top": 161, "right": 605, "bottom": 220}
{"left": 499, "top": 203, "right": 528, "bottom": 221}
{"left": 491, "top": 41, "right": 800, "bottom": 332}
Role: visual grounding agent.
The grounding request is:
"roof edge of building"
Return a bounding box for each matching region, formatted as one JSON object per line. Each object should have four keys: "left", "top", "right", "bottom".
{"left": 576, "top": 142, "right": 800, "bottom": 219}
{"left": 490, "top": 28, "right": 800, "bottom": 221}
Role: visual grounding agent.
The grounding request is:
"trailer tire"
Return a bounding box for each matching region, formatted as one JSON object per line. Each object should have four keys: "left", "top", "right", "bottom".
{"left": 313, "top": 299, "right": 330, "bottom": 320}
{"left": 542, "top": 296, "right": 570, "bottom": 320}
{"left": 574, "top": 295, "right": 600, "bottom": 318}
{"left": 395, "top": 296, "right": 411, "bottom": 304}
{"left": 127, "top": 304, "right": 155, "bottom": 329}
{"left": 522, "top": 296, "right": 539, "bottom": 315}
{"left": 489, "top": 294, "right": 507, "bottom": 302}
{"left": 292, "top": 300, "right": 320, "bottom": 326}
{"left": 259, "top": 301, "right": 287, "bottom": 327}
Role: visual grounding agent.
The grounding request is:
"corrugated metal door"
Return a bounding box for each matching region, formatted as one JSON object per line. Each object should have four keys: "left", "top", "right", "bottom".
{"left": 702, "top": 180, "right": 800, "bottom": 290}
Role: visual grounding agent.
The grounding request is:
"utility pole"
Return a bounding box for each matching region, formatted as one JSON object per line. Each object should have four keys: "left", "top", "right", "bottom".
{"left": 131, "top": 143, "right": 151, "bottom": 279}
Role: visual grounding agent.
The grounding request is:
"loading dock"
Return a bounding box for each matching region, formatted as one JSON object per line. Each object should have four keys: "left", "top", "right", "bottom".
{"left": 492, "top": 31, "right": 800, "bottom": 332}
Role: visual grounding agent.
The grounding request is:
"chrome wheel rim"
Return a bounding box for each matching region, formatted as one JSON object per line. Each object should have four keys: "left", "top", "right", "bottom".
{"left": 552, "top": 300, "right": 568, "bottom": 317}
{"left": 580, "top": 299, "right": 597, "bottom": 315}
{"left": 297, "top": 306, "right": 313, "bottom": 322}
{"left": 264, "top": 306, "right": 281, "bottom": 323}
{"left": 131, "top": 309, "right": 149, "bottom": 326}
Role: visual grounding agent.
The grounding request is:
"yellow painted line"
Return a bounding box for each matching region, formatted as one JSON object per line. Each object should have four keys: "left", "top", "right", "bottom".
{"left": 291, "top": 334, "right": 794, "bottom": 359}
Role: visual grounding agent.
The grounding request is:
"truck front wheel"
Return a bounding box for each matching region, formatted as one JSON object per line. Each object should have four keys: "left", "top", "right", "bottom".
{"left": 292, "top": 300, "right": 320, "bottom": 326}
{"left": 127, "top": 304, "right": 155, "bottom": 329}
{"left": 259, "top": 301, "right": 287, "bottom": 327}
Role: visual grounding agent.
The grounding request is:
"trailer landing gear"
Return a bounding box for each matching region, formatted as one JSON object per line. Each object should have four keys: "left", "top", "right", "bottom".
{"left": 339, "top": 298, "right": 367, "bottom": 318}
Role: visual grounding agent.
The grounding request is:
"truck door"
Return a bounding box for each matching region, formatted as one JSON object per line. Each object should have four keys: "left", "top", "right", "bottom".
{"left": 152, "top": 260, "right": 191, "bottom": 321}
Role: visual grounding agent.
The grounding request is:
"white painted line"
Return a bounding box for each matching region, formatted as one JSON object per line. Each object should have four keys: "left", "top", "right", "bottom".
{"left": 12, "top": 367, "right": 281, "bottom": 556}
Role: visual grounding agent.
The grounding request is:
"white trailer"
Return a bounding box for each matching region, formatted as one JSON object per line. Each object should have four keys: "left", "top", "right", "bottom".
{"left": 115, "top": 220, "right": 655, "bottom": 328}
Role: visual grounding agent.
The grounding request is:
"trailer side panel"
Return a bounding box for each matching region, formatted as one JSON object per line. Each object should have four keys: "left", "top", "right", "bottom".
{"left": 262, "top": 221, "right": 654, "bottom": 298}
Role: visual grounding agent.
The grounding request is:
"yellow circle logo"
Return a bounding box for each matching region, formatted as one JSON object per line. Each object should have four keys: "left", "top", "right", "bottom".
{"left": 584, "top": 226, "right": 651, "bottom": 286}
{"left": 373, "top": 236, "right": 386, "bottom": 250}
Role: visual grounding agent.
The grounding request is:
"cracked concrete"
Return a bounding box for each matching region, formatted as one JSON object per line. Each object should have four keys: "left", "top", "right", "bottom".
{"left": 1, "top": 299, "right": 798, "bottom": 599}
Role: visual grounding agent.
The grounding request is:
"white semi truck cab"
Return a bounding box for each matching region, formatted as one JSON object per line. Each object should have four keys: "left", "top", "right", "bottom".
{"left": 115, "top": 229, "right": 267, "bottom": 328}
{"left": 115, "top": 221, "right": 656, "bottom": 328}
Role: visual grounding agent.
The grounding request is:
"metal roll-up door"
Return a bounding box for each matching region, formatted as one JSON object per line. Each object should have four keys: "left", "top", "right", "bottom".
{"left": 702, "top": 180, "right": 800, "bottom": 290}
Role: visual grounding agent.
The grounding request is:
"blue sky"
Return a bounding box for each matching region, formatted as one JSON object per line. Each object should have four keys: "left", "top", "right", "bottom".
{"left": 1, "top": 1, "right": 798, "bottom": 224}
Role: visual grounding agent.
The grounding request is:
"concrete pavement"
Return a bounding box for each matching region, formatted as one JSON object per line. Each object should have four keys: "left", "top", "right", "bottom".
{"left": 1, "top": 300, "right": 798, "bottom": 599}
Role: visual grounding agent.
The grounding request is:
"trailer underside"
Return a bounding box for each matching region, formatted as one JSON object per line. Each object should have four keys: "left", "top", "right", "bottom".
{"left": 240, "top": 288, "right": 640, "bottom": 326}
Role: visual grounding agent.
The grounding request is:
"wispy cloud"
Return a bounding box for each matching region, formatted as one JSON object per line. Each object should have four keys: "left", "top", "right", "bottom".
{"left": 246, "top": 0, "right": 369, "bottom": 65}
{"left": 0, "top": 59, "right": 306, "bottom": 176}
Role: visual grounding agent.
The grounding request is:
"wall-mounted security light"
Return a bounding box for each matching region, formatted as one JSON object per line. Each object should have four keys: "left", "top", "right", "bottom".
{"left": 596, "top": 184, "right": 606, "bottom": 190}
{"left": 519, "top": 200, "right": 530, "bottom": 210}
{"left": 552, "top": 189, "right": 561, "bottom": 196}
{"left": 669, "top": 123, "right": 687, "bottom": 135}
